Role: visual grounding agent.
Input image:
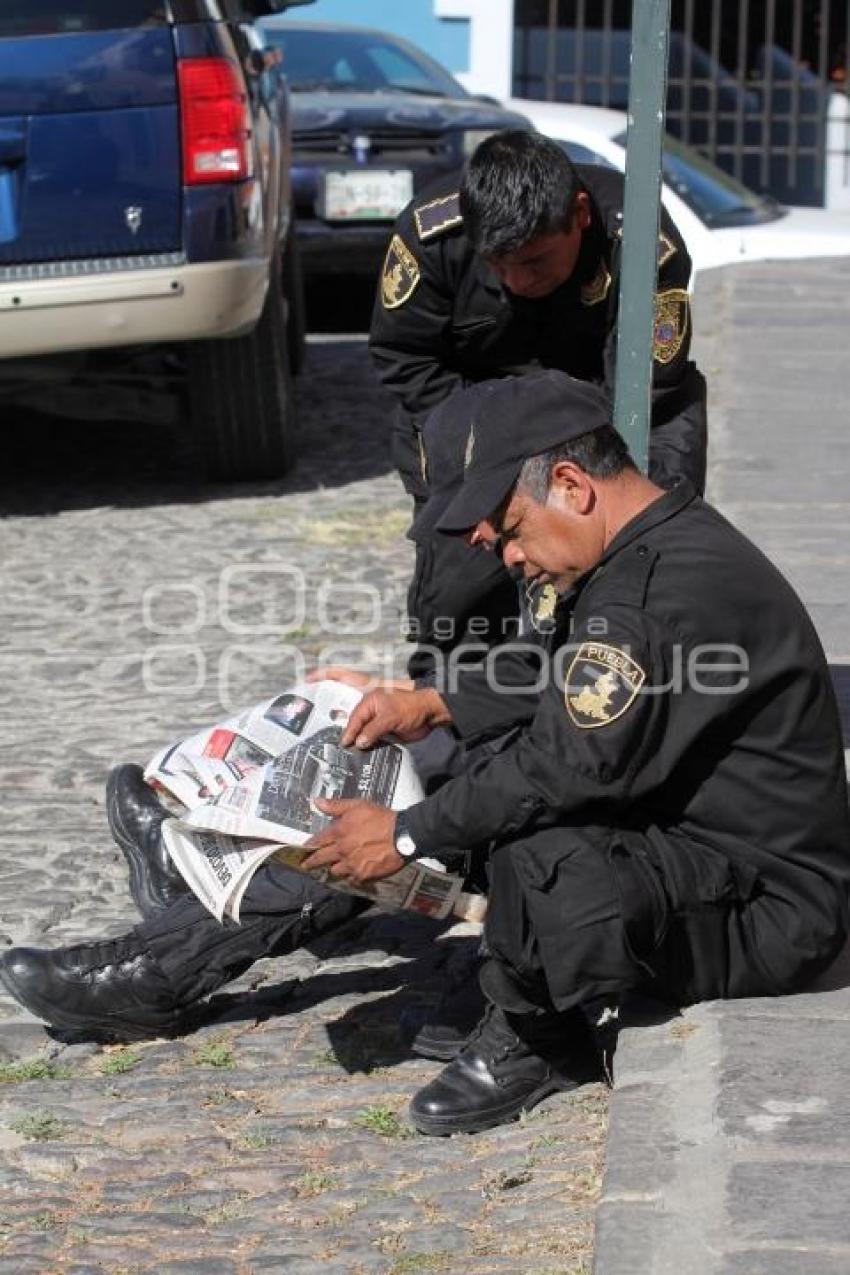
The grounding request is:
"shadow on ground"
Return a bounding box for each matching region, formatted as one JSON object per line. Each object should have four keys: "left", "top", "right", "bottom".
{"left": 0, "top": 277, "right": 392, "bottom": 517}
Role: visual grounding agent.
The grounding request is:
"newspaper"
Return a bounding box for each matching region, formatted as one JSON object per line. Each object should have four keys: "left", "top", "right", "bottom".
{"left": 145, "top": 681, "right": 486, "bottom": 926}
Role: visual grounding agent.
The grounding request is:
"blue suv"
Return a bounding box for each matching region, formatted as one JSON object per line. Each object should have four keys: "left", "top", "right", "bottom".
{"left": 0, "top": 0, "right": 312, "bottom": 481}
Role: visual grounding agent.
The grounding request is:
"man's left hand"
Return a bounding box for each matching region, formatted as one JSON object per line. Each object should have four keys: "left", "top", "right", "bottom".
{"left": 301, "top": 799, "right": 402, "bottom": 885}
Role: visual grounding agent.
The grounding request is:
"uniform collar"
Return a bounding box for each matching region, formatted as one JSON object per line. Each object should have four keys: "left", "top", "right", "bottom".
{"left": 599, "top": 479, "right": 697, "bottom": 564}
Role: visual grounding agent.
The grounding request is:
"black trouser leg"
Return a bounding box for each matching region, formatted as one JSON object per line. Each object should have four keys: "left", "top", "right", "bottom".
{"left": 482, "top": 826, "right": 668, "bottom": 1017}
{"left": 137, "top": 862, "right": 369, "bottom": 1006}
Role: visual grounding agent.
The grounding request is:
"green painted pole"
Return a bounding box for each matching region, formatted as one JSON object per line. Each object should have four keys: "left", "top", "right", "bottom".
{"left": 613, "top": 0, "right": 672, "bottom": 474}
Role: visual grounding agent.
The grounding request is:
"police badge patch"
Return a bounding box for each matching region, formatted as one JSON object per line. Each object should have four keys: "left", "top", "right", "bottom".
{"left": 381, "top": 234, "right": 421, "bottom": 310}
{"left": 653, "top": 289, "right": 689, "bottom": 365}
{"left": 565, "top": 642, "right": 646, "bottom": 729}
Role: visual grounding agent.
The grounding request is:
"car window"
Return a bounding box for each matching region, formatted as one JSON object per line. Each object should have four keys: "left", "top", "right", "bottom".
{"left": 612, "top": 129, "right": 784, "bottom": 227}
{"left": 0, "top": 1, "right": 167, "bottom": 36}
{"left": 368, "top": 43, "right": 440, "bottom": 95}
{"left": 265, "top": 26, "right": 468, "bottom": 99}
{"left": 555, "top": 140, "right": 616, "bottom": 170}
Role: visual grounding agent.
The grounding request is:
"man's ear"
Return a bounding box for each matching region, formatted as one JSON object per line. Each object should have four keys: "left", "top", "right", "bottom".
{"left": 574, "top": 191, "right": 592, "bottom": 232}
{"left": 550, "top": 460, "right": 594, "bottom": 513}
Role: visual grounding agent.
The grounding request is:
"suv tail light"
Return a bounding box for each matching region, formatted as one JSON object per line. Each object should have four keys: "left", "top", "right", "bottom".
{"left": 177, "top": 57, "right": 253, "bottom": 185}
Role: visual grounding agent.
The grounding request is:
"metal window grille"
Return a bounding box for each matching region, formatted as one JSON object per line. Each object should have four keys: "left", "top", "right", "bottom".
{"left": 514, "top": 0, "right": 850, "bottom": 206}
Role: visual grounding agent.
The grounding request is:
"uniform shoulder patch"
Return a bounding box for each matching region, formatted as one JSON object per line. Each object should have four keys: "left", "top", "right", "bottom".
{"left": 565, "top": 642, "right": 646, "bottom": 729}
{"left": 653, "top": 288, "right": 689, "bottom": 365}
{"left": 381, "top": 234, "right": 421, "bottom": 310}
{"left": 580, "top": 261, "right": 612, "bottom": 307}
{"left": 657, "top": 232, "right": 677, "bottom": 268}
{"left": 414, "top": 192, "right": 463, "bottom": 241}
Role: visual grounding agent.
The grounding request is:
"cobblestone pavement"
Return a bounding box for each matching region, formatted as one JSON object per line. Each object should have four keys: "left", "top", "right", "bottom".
{"left": 0, "top": 337, "right": 607, "bottom": 1275}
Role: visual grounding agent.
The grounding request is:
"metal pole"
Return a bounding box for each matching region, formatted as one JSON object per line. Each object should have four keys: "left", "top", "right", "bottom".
{"left": 613, "top": 0, "right": 671, "bottom": 475}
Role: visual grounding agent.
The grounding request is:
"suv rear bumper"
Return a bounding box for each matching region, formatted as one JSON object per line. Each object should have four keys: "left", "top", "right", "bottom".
{"left": 0, "top": 258, "right": 270, "bottom": 359}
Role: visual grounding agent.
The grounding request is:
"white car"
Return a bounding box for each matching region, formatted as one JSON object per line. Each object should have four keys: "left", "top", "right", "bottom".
{"left": 506, "top": 98, "right": 850, "bottom": 276}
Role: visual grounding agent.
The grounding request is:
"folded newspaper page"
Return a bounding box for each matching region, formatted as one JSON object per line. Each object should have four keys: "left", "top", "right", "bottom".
{"left": 147, "top": 682, "right": 487, "bottom": 926}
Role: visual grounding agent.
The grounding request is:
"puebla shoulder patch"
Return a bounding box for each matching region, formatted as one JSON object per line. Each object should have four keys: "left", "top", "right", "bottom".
{"left": 653, "top": 289, "right": 689, "bottom": 365}
{"left": 414, "top": 193, "right": 463, "bottom": 241}
{"left": 381, "top": 234, "right": 421, "bottom": 310}
{"left": 565, "top": 642, "right": 646, "bottom": 729}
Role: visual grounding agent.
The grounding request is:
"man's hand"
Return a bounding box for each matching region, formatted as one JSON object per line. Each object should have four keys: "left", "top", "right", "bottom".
{"left": 341, "top": 687, "right": 452, "bottom": 749}
{"left": 301, "top": 799, "right": 401, "bottom": 884}
{"left": 307, "top": 666, "right": 415, "bottom": 693}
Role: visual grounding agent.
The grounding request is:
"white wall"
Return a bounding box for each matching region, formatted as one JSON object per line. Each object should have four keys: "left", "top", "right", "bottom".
{"left": 434, "top": 0, "right": 515, "bottom": 99}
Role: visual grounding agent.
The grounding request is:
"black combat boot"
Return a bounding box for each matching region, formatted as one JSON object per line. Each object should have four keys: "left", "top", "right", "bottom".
{"left": 0, "top": 937, "right": 188, "bottom": 1042}
{"left": 409, "top": 1001, "right": 598, "bottom": 1136}
{"left": 0, "top": 869, "right": 369, "bottom": 1044}
{"left": 106, "top": 763, "right": 188, "bottom": 917}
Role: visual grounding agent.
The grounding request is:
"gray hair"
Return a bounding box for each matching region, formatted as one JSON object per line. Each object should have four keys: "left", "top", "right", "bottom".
{"left": 516, "top": 425, "right": 635, "bottom": 503}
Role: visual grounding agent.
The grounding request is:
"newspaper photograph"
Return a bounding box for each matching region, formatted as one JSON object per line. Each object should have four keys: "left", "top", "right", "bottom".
{"left": 144, "top": 681, "right": 363, "bottom": 812}
{"left": 148, "top": 680, "right": 487, "bottom": 926}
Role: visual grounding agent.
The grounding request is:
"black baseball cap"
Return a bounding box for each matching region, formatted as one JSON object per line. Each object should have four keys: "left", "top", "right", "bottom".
{"left": 436, "top": 369, "right": 613, "bottom": 534}
{"left": 407, "top": 378, "right": 515, "bottom": 542}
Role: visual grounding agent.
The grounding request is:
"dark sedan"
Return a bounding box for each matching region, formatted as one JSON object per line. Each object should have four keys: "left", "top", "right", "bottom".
{"left": 259, "top": 20, "right": 531, "bottom": 277}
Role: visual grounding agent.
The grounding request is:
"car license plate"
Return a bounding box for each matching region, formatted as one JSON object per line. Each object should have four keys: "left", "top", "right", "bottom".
{"left": 322, "top": 170, "right": 414, "bottom": 221}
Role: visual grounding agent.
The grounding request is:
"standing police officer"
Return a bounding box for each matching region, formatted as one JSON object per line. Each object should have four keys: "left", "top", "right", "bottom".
{"left": 370, "top": 129, "right": 708, "bottom": 676}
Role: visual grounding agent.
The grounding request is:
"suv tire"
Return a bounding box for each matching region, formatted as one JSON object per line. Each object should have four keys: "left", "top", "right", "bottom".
{"left": 187, "top": 256, "right": 295, "bottom": 482}
{"left": 282, "top": 220, "right": 307, "bottom": 377}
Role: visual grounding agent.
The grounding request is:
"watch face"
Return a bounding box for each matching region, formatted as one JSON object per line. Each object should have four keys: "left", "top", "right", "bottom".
{"left": 396, "top": 831, "right": 417, "bottom": 859}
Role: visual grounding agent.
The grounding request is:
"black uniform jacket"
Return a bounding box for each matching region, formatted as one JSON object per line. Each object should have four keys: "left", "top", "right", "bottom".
{"left": 369, "top": 166, "right": 705, "bottom": 491}
{"left": 406, "top": 483, "right": 850, "bottom": 961}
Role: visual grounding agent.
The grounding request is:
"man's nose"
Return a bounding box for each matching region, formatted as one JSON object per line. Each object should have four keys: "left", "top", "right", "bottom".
{"left": 501, "top": 540, "right": 524, "bottom": 568}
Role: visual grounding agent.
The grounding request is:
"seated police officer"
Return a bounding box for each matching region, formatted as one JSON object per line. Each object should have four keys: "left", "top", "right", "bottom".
{"left": 289, "top": 370, "right": 850, "bottom": 1134}
{"left": 3, "top": 372, "right": 848, "bottom": 1139}
{"left": 370, "top": 128, "right": 708, "bottom": 677}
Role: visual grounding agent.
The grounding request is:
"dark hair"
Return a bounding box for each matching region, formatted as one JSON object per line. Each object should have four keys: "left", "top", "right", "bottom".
{"left": 460, "top": 130, "right": 583, "bottom": 259}
{"left": 517, "top": 426, "right": 635, "bottom": 502}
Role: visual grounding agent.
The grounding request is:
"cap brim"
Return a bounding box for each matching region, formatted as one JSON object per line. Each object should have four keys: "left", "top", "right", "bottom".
{"left": 435, "top": 463, "right": 520, "bottom": 534}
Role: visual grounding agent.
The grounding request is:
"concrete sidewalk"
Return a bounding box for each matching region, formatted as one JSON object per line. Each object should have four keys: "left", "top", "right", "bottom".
{"left": 595, "top": 257, "right": 850, "bottom": 1274}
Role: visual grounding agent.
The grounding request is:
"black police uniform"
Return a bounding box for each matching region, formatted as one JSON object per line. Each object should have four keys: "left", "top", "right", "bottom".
{"left": 401, "top": 482, "right": 850, "bottom": 1014}
{"left": 369, "top": 165, "right": 708, "bottom": 676}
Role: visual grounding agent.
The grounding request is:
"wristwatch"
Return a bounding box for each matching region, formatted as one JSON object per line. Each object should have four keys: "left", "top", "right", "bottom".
{"left": 393, "top": 811, "right": 419, "bottom": 860}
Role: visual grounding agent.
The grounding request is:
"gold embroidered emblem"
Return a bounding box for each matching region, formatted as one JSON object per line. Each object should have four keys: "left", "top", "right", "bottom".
{"left": 381, "top": 234, "right": 421, "bottom": 310}
{"left": 580, "top": 261, "right": 612, "bottom": 307}
{"left": 530, "top": 582, "right": 559, "bottom": 633}
{"left": 463, "top": 423, "right": 475, "bottom": 470}
{"left": 657, "top": 232, "right": 677, "bottom": 268}
{"left": 653, "top": 289, "right": 689, "bottom": 365}
{"left": 565, "top": 642, "right": 646, "bottom": 729}
{"left": 414, "top": 193, "right": 463, "bottom": 241}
